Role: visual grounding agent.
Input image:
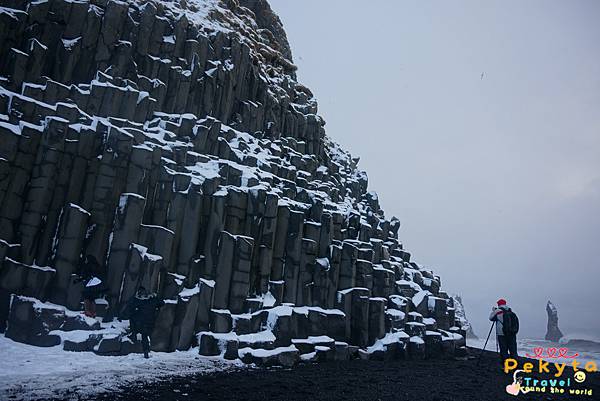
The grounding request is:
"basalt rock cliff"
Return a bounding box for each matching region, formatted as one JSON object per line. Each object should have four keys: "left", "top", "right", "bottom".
{"left": 0, "top": 0, "right": 466, "bottom": 363}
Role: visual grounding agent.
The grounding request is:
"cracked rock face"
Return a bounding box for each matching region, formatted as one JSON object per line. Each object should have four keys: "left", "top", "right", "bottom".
{"left": 0, "top": 0, "right": 464, "bottom": 361}
{"left": 238, "top": 0, "right": 293, "bottom": 63}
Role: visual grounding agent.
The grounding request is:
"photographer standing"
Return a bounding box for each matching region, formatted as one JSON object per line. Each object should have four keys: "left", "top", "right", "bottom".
{"left": 489, "top": 298, "right": 519, "bottom": 361}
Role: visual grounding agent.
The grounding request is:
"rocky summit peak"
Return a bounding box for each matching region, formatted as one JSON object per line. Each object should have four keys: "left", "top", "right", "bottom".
{"left": 0, "top": 0, "right": 465, "bottom": 362}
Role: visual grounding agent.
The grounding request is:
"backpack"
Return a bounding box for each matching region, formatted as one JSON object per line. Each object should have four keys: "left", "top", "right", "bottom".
{"left": 502, "top": 308, "right": 519, "bottom": 335}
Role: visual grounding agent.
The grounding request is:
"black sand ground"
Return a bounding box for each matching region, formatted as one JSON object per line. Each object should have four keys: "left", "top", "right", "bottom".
{"left": 86, "top": 349, "right": 599, "bottom": 401}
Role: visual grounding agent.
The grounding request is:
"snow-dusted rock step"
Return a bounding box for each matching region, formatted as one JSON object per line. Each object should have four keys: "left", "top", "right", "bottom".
{"left": 291, "top": 335, "right": 335, "bottom": 354}
{"left": 238, "top": 345, "right": 300, "bottom": 368}
{"left": 5, "top": 295, "right": 100, "bottom": 347}
{"left": 61, "top": 329, "right": 145, "bottom": 355}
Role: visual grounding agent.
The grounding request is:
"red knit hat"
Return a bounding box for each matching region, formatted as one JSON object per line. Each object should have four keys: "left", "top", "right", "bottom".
{"left": 497, "top": 298, "right": 507, "bottom": 306}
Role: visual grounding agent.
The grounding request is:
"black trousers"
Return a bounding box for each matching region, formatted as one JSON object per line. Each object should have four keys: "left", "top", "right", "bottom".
{"left": 131, "top": 323, "right": 151, "bottom": 355}
{"left": 497, "top": 334, "right": 518, "bottom": 360}
{"left": 140, "top": 332, "right": 150, "bottom": 355}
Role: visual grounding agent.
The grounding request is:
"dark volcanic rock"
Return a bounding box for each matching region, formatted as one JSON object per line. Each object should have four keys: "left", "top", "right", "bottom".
{"left": 545, "top": 300, "right": 563, "bottom": 342}
{"left": 238, "top": 0, "right": 294, "bottom": 63}
{"left": 0, "top": 0, "right": 462, "bottom": 362}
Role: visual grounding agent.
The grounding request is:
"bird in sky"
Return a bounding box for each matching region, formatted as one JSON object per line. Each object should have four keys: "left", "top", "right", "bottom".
{"left": 480, "top": 72, "right": 485, "bottom": 80}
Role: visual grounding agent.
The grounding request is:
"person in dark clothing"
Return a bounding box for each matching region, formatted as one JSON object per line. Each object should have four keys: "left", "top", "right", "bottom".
{"left": 76, "top": 255, "right": 104, "bottom": 318}
{"left": 489, "top": 298, "right": 519, "bottom": 361}
{"left": 126, "top": 287, "right": 164, "bottom": 358}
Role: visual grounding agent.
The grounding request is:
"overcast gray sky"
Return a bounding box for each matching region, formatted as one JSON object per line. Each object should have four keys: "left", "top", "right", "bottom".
{"left": 270, "top": 0, "right": 600, "bottom": 339}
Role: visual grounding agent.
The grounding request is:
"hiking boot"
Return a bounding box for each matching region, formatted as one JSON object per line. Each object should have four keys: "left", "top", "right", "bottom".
{"left": 144, "top": 352, "right": 149, "bottom": 359}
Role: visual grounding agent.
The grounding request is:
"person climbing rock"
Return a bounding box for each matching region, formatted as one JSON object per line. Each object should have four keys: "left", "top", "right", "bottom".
{"left": 489, "top": 298, "right": 519, "bottom": 361}
{"left": 76, "top": 255, "right": 105, "bottom": 318}
{"left": 126, "top": 287, "right": 165, "bottom": 358}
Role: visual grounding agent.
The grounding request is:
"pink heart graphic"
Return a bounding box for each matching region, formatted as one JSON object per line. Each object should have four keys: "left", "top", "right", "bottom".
{"left": 506, "top": 383, "right": 520, "bottom": 396}
{"left": 526, "top": 347, "right": 544, "bottom": 358}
